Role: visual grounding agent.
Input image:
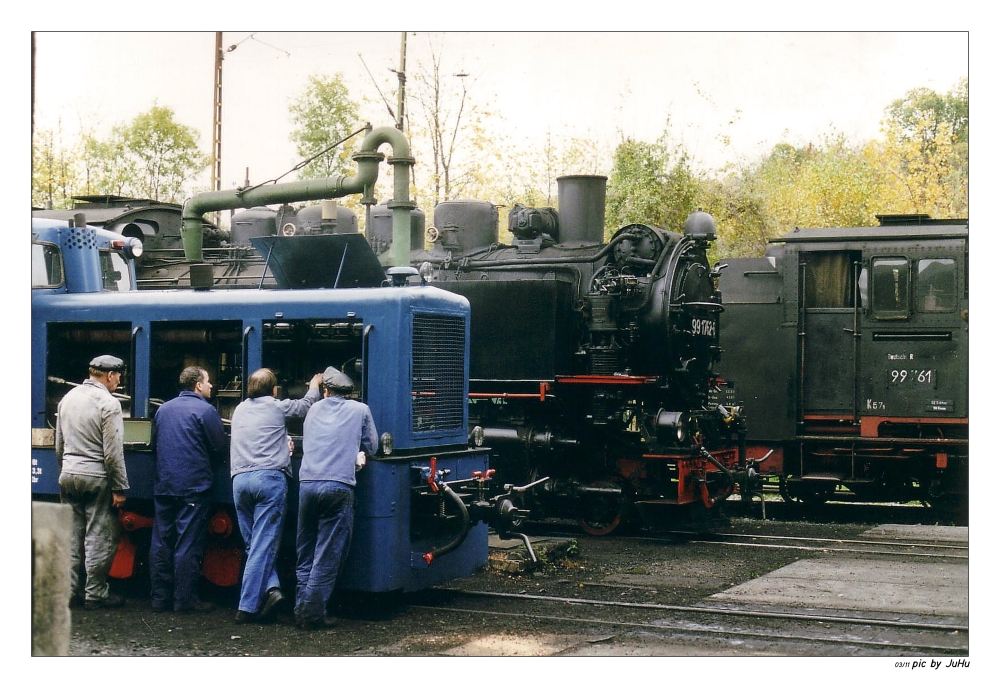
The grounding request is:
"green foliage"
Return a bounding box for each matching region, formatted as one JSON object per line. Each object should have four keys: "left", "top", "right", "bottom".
{"left": 875, "top": 78, "right": 968, "bottom": 217}
{"left": 32, "top": 123, "right": 80, "bottom": 209}
{"left": 704, "top": 80, "right": 968, "bottom": 258}
{"left": 75, "top": 104, "right": 207, "bottom": 203}
{"left": 885, "top": 78, "right": 968, "bottom": 149}
{"left": 288, "top": 74, "right": 361, "bottom": 180}
{"left": 606, "top": 129, "right": 700, "bottom": 238}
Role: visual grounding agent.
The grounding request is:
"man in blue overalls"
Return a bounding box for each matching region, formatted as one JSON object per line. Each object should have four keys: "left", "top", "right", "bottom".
{"left": 149, "top": 366, "right": 228, "bottom": 613}
{"left": 294, "top": 367, "right": 377, "bottom": 630}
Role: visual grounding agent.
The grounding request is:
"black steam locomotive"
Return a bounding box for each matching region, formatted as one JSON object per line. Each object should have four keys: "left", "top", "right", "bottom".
{"left": 713, "top": 215, "right": 969, "bottom": 511}
{"left": 390, "top": 176, "right": 750, "bottom": 533}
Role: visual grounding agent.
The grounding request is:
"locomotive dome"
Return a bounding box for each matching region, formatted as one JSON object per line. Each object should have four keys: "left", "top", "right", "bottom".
{"left": 683, "top": 210, "right": 717, "bottom": 240}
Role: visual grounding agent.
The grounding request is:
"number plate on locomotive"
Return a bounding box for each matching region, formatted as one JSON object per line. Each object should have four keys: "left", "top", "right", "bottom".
{"left": 691, "top": 317, "right": 716, "bottom": 338}
{"left": 887, "top": 369, "right": 935, "bottom": 386}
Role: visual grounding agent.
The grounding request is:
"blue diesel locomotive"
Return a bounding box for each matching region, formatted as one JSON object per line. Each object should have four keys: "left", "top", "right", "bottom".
{"left": 31, "top": 127, "right": 533, "bottom": 595}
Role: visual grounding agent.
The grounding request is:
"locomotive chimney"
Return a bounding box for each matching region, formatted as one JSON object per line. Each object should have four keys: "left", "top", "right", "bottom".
{"left": 557, "top": 175, "right": 607, "bottom": 245}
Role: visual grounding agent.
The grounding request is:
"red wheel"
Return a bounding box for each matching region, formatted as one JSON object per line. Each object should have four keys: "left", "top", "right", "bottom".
{"left": 578, "top": 480, "right": 627, "bottom": 536}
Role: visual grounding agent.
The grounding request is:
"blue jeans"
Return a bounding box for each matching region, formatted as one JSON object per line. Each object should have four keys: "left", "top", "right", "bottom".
{"left": 294, "top": 481, "right": 354, "bottom": 625}
{"left": 149, "top": 493, "right": 212, "bottom": 611}
{"left": 59, "top": 472, "right": 120, "bottom": 602}
{"left": 233, "top": 470, "right": 288, "bottom": 613}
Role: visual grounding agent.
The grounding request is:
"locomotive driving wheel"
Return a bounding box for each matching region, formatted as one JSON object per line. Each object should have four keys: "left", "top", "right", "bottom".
{"left": 578, "top": 479, "right": 629, "bottom": 536}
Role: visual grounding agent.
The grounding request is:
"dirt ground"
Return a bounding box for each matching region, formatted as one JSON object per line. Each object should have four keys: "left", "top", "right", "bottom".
{"left": 64, "top": 517, "right": 877, "bottom": 658}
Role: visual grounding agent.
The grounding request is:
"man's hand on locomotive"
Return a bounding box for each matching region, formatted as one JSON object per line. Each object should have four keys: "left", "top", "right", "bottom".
{"left": 356, "top": 451, "right": 367, "bottom": 471}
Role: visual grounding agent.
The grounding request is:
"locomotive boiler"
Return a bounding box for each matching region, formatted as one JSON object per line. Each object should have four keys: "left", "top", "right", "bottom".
{"left": 385, "top": 176, "right": 751, "bottom": 533}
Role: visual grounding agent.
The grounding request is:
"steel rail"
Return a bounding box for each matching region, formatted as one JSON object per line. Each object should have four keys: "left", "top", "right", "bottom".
{"left": 411, "top": 602, "right": 968, "bottom": 655}
{"left": 436, "top": 588, "right": 969, "bottom": 633}
{"left": 533, "top": 528, "right": 968, "bottom": 558}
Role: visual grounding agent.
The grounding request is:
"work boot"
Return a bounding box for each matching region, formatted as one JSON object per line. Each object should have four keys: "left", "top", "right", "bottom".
{"left": 259, "top": 588, "right": 285, "bottom": 621}
{"left": 84, "top": 593, "right": 126, "bottom": 610}
{"left": 176, "top": 600, "right": 216, "bottom": 614}
{"left": 295, "top": 616, "right": 338, "bottom": 631}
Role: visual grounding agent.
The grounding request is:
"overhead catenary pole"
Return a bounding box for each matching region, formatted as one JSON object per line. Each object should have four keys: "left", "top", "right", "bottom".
{"left": 396, "top": 32, "right": 407, "bottom": 131}
{"left": 210, "top": 32, "right": 224, "bottom": 227}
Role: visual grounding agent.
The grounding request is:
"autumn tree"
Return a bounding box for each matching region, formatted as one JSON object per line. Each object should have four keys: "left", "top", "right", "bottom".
{"left": 873, "top": 79, "right": 968, "bottom": 217}
{"left": 32, "top": 123, "right": 80, "bottom": 209}
{"left": 288, "top": 74, "right": 362, "bottom": 180}
{"left": 407, "top": 37, "right": 504, "bottom": 209}
{"left": 80, "top": 105, "right": 207, "bottom": 203}
{"left": 605, "top": 128, "right": 700, "bottom": 239}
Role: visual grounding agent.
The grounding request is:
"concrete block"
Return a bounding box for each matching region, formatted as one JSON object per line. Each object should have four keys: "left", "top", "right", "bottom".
{"left": 32, "top": 502, "right": 72, "bottom": 656}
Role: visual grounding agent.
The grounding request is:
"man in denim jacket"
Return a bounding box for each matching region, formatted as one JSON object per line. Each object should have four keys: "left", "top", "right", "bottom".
{"left": 230, "top": 368, "right": 322, "bottom": 624}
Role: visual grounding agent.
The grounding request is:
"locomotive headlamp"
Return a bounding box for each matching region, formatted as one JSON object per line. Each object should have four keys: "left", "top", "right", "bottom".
{"left": 127, "top": 237, "right": 144, "bottom": 259}
{"left": 111, "top": 237, "right": 144, "bottom": 260}
{"left": 656, "top": 410, "right": 689, "bottom": 444}
{"left": 470, "top": 425, "right": 485, "bottom": 447}
{"left": 418, "top": 261, "right": 435, "bottom": 283}
{"left": 380, "top": 432, "right": 394, "bottom": 456}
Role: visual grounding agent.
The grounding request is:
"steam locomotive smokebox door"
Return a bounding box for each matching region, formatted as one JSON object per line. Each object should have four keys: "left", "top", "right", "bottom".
{"left": 251, "top": 234, "right": 385, "bottom": 289}
{"left": 440, "top": 279, "right": 577, "bottom": 380}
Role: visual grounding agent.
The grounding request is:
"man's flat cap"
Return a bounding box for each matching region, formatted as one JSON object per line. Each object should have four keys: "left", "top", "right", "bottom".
{"left": 321, "top": 366, "right": 355, "bottom": 392}
{"left": 90, "top": 354, "right": 126, "bottom": 372}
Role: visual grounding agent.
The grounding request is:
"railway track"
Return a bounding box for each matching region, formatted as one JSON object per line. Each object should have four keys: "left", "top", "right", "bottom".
{"left": 526, "top": 525, "right": 968, "bottom": 560}
{"left": 426, "top": 519, "right": 971, "bottom": 656}
{"left": 627, "top": 531, "right": 967, "bottom": 559}
{"left": 412, "top": 588, "right": 968, "bottom": 655}
{"left": 724, "top": 495, "right": 969, "bottom": 527}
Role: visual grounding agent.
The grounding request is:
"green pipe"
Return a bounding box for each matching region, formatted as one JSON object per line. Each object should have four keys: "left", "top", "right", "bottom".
{"left": 180, "top": 126, "right": 414, "bottom": 265}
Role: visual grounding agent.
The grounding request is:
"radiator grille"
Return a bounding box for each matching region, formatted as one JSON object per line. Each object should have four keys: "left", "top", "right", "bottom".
{"left": 412, "top": 314, "right": 466, "bottom": 431}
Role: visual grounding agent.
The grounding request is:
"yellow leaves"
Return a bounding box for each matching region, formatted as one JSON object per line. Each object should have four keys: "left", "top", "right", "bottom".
{"left": 875, "top": 111, "right": 966, "bottom": 218}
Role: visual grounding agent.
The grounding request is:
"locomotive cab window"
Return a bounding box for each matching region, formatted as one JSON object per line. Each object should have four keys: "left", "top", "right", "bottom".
{"left": 802, "top": 251, "right": 859, "bottom": 308}
{"left": 31, "top": 242, "right": 63, "bottom": 288}
{"left": 45, "top": 323, "right": 133, "bottom": 424}
{"left": 100, "top": 249, "right": 133, "bottom": 292}
{"left": 871, "top": 257, "right": 910, "bottom": 320}
{"left": 915, "top": 258, "right": 957, "bottom": 313}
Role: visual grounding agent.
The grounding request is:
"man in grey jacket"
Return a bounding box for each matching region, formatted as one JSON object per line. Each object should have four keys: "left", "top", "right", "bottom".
{"left": 55, "top": 354, "right": 130, "bottom": 609}
{"left": 230, "top": 368, "right": 322, "bottom": 624}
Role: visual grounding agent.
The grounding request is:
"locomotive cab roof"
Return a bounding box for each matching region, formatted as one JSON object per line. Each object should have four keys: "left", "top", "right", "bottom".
{"left": 772, "top": 221, "right": 968, "bottom": 245}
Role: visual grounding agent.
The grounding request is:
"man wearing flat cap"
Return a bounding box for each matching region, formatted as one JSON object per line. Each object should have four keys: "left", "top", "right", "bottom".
{"left": 55, "top": 354, "right": 130, "bottom": 609}
{"left": 293, "top": 366, "right": 377, "bottom": 630}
